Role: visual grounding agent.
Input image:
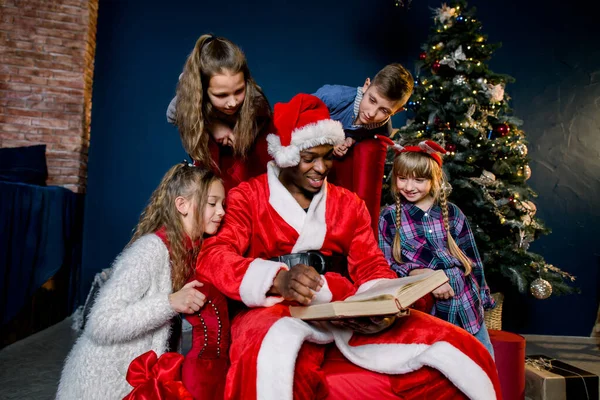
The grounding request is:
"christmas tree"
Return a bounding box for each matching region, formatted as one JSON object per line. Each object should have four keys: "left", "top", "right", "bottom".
{"left": 383, "top": 0, "right": 575, "bottom": 297}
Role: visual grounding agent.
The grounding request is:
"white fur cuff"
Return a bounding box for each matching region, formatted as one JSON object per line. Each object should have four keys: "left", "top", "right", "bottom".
{"left": 240, "top": 259, "right": 289, "bottom": 307}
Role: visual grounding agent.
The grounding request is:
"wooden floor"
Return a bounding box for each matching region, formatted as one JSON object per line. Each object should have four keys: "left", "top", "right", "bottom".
{"left": 0, "top": 319, "right": 598, "bottom": 399}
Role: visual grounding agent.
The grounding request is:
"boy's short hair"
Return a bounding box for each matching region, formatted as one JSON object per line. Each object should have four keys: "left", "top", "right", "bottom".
{"left": 371, "top": 63, "right": 414, "bottom": 101}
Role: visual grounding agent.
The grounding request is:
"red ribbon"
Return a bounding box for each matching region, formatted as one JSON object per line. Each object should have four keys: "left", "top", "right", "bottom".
{"left": 123, "top": 351, "right": 193, "bottom": 400}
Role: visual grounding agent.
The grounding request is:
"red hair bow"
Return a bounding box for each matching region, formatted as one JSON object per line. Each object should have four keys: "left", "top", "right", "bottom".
{"left": 375, "top": 135, "right": 446, "bottom": 166}
{"left": 123, "top": 351, "right": 193, "bottom": 400}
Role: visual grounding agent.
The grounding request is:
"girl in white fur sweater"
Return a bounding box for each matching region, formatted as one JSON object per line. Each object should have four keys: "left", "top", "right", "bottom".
{"left": 57, "top": 163, "right": 225, "bottom": 399}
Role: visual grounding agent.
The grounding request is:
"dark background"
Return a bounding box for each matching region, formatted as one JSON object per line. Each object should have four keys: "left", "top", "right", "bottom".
{"left": 82, "top": 0, "right": 600, "bottom": 335}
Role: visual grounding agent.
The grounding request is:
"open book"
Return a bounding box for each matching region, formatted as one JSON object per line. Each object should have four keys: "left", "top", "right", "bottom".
{"left": 289, "top": 270, "right": 448, "bottom": 321}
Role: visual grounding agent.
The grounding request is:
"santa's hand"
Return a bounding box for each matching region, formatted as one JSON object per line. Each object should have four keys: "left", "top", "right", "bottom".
{"left": 432, "top": 282, "right": 455, "bottom": 300}
{"left": 169, "top": 280, "right": 206, "bottom": 314}
{"left": 330, "top": 315, "right": 396, "bottom": 335}
{"left": 272, "top": 264, "right": 324, "bottom": 305}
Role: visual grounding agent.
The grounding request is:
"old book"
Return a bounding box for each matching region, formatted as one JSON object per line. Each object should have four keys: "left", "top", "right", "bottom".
{"left": 289, "top": 270, "right": 448, "bottom": 321}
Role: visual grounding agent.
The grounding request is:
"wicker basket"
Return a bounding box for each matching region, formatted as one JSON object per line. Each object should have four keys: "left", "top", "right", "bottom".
{"left": 484, "top": 292, "right": 504, "bottom": 331}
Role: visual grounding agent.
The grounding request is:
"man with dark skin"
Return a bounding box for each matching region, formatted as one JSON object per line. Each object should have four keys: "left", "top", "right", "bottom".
{"left": 197, "top": 94, "right": 500, "bottom": 400}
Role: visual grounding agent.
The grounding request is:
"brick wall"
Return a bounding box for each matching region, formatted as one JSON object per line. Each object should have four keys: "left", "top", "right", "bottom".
{"left": 0, "top": 0, "right": 99, "bottom": 193}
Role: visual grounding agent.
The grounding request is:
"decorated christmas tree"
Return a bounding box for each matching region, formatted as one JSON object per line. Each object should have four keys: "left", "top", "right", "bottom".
{"left": 383, "top": 0, "right": 575, "bottom": 297}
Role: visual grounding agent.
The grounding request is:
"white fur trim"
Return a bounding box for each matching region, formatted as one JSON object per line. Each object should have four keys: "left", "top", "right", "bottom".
{"left": 266, "top": 163, "right": 328, "bottom": 253}
{"left": 291, "top": 176, "right": 327, "bottom": 253}
{"left": 267, "top": 134, "right": 300, "bottom": 168}
{"left": 330, "top": 328, "right": 497, "bottom": 400}
{"left": 291, "top": 119, "right": 344, "bottom": 149}
{"left": 267, "top": 119, "right": 345, "bottom": 168}
{"left": 240, "top": 259, "right": 289, "bottom": 307}
{"left": 311, "top": 276, "right": 332, "bottom": 305}
{"left": 256, "top": 318, "right": 334, "bottom": 400}
{"left": 267, "top": 162, "right": 305, "bottom": 234}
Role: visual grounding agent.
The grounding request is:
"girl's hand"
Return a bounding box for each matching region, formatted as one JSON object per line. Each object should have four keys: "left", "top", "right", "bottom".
{"left": 432, "top": 282, "right": 455, "bottom": 300}
{"left": 408, "top": 268, "right": 433, "bottom": 276}
{"left": 344, "top": 137, "right": 355, "bottom": 148}
{"left": 209, "top": 121, "right": 235, "bottom": 147}
{"left": 169, "top": 280, "right": 206, "bottom": 314}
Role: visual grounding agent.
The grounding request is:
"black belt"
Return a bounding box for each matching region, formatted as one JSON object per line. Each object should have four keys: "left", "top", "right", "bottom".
{"left": 270, "top": 251, "right": 349, "bottom": 278}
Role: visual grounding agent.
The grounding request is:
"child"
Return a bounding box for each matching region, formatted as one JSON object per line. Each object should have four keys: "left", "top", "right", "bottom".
{"left": 167, "top": 34, "right": 273, "bottom": 192}
{"left": 378, "top": 139, "right": 496, "bottom": 356}
{"left": 313, "top": 64, "right": 414, "bottom": 236}
{"left": 57, "top": 163, "right": 226, "bottom": 399}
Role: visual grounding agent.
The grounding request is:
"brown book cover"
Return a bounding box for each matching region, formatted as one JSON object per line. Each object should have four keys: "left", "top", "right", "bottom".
{"left": 289, "top": 270, "right": 448, "bottom": 321}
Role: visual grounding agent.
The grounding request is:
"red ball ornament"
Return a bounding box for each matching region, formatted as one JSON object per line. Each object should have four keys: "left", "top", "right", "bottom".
{"left": 419, "top": 51, "right": 427, "bottom": 60}
{"left": 432, "top": 61, "right": 441, "bottom": 73}
{"left": 495, "top": 124, "right": 510, "bottom": 136}
{"left": 445, "top": 143, "right": 456, "bottom": 152}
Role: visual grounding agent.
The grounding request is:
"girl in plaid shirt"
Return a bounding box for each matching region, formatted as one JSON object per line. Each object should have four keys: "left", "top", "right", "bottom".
{"left": 378, "top": 139, "right": 496, "bottom": 357}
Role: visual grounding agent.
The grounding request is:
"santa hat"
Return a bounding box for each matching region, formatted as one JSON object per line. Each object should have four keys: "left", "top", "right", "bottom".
{"left": 267, "top": 94, "right": 345, "bottom": 167}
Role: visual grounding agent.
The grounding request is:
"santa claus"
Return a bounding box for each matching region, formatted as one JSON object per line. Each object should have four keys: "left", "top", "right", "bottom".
{"left": 197, "top": 93, "right": 501, "bottom": 400}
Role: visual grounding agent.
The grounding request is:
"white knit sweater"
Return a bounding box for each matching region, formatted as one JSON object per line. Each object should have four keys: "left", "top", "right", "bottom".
{"left": 57, "top": 234, "right": 178, "bottom": 399}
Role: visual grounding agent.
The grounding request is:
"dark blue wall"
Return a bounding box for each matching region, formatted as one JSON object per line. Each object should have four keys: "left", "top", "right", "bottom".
{"left": 83, "top": 0, "right": 599, "bottom": 335}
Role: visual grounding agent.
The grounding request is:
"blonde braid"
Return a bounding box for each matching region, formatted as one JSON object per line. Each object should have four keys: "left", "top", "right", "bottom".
{"left": 439, "top": 181, "right": 472, "bottom": 275}
{"left": 392, "top": 195, "right": 403, "bottom": 263}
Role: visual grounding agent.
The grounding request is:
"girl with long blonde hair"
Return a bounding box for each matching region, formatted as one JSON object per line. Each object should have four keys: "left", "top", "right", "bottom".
{"left": 167, "top": 34, "right": 272, "bottom": 191}
{"left": 378, "top": 139, "right": 496, "bottom": 356}
{"left": 58, "top": 163, "right": 226, "bottom": 399}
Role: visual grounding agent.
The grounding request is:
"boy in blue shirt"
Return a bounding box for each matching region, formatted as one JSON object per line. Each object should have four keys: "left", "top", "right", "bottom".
{"left": 313, "top": 64, "right": 414, "bottom": 237}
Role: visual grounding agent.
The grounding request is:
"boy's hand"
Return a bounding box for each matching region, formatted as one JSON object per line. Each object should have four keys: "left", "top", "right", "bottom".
{"left": 333, "top": 144, "right": 348, "bottom": 157}
{"left": 333, "top": 138, "right": 356, "bottom": 158}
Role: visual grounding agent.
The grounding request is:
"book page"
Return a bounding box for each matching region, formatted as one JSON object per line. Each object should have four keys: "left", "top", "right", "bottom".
{"left": 344, "top": 273, "right": 433, "bottom": 303}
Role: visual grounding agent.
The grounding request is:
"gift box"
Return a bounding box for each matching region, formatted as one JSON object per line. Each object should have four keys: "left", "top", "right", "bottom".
{"left": 525, "top": 355, "right": 599, "bottom": 400}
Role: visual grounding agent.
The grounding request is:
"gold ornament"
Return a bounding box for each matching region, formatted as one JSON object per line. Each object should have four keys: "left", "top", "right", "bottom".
{"left": 524, "top": 164, "right": 532, "bottom": 180}
{"left": 530, "top": 277, "right": 552, "bottom": 299}
{"left": 522, "top": 200, "right": 537, "bottom": 215}
{"left": 514, "top": 142, "right": 528, "bottom": 157}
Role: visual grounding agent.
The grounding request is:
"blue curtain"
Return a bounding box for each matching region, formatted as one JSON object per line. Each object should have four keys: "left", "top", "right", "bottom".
{"left": 0, "top": 181, "right": 83, "bottom": 325}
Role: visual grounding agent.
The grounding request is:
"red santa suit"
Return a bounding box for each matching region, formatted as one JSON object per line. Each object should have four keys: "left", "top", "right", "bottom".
{"left": 197, "top": 161, "right": 501, "bottom": 400}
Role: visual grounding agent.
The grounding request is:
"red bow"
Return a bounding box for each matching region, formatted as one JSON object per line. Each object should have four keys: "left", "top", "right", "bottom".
{"left": 375, "top": 135, "right": 446, "bottom": 166}
{"left": 123, "top": 351, "right": 193, "bottom": 400}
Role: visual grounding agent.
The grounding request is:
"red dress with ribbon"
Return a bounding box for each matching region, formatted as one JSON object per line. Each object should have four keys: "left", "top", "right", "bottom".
{"left": 181, "top": 281, "right": 230, "bottom": 400}
{"left": 153, "top": 228, "right": 231, "bottom": 400}
{"left": 123, "top": 350, "right": 193, "bottom": 400}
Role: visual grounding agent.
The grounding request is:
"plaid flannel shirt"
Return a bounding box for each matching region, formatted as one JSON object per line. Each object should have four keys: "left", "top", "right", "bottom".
{"left": 378, "top": 202, "right": 495, "bottom": 334}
